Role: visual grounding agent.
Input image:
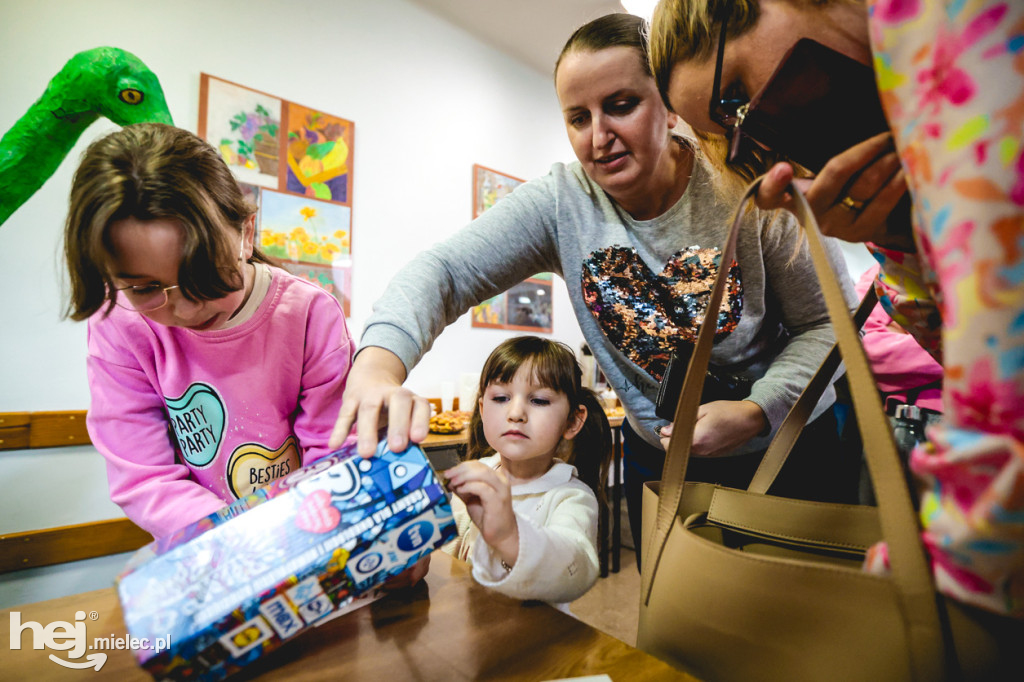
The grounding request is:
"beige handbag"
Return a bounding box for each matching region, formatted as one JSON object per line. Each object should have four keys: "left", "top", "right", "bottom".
{"left": 636, "top": 182, "right": 1019, "bottom": 681}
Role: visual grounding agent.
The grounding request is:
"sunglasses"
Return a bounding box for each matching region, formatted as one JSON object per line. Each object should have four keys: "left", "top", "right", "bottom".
{"left": 708, "top": 1, "right": 892, "bottom": 174}
{"left": 708, "top": 0, "right": 748, "bottom": 133}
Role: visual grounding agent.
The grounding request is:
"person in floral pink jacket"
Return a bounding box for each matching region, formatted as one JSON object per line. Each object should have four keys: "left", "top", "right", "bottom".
{"left": 649, "top": 0, "right": 1023, "bottom": 618}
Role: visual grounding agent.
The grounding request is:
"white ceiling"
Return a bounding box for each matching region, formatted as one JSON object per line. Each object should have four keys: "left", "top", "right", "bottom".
{"left": 409, "top": 0, "right": 627, "bottom": 77}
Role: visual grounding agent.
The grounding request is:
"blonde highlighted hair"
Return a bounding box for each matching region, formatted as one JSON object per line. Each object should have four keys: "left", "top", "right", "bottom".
{"left": 648, "top": 0, "right": 792, "bottom": 184}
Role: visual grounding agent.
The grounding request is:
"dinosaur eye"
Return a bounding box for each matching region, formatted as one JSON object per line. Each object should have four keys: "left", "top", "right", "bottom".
{"left": 119, "top": 89, "right": 144, "bottom": 105}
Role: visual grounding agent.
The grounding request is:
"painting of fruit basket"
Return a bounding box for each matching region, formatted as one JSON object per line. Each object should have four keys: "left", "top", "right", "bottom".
{"left": 284, "top": 102, "right": 353, "bottom": 205}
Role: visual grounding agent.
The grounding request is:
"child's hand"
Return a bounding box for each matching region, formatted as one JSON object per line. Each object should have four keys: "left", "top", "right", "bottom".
{"left": 445, "top": 461, "right": 519, "bottom": 567}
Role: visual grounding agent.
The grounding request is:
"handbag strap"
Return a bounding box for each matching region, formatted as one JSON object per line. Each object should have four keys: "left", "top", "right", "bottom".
{"left": 640, "top": 180, "right": 945, "bottom": 680}
{"left": 746, "top": 287, "right": 876, "bottom": 493}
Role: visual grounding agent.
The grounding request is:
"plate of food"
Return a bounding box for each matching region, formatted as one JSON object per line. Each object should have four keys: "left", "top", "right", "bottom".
{"left": 429, "top": 410, "right": 470, "bottom": 434}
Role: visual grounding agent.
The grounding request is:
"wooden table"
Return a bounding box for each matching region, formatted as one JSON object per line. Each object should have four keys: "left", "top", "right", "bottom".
{"left": 1, "top": 552, "right": 690, "bottom": 681}
{"left": 421, "top": 430, "right": 472, "bottom": 450}
{"left": 421, "top": 416, "right": 626, "bottom": 577}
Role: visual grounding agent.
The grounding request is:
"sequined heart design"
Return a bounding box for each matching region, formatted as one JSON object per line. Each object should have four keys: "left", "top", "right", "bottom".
{"left": 295, "top": 489, "right": 341, "bottom": 534}
{"left": 581, "top": 245, "right": 742, "bottom": 381}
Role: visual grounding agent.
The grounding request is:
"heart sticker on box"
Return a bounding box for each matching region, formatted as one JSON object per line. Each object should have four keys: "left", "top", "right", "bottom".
{"left": 295, "top": 489, "right": 341, "bottom": 534}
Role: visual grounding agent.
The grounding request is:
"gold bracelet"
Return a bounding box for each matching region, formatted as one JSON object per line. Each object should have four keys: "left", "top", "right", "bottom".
{"left": 500, "top": 559, "right": 512, "bottom": 573}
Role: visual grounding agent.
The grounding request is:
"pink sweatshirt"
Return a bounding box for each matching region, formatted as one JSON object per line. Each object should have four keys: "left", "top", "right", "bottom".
{"left": 855, "top": 265, "right": 942, "bottom": 413}
{"left": 86, "top": 266, "right": 353, "bottom": 538}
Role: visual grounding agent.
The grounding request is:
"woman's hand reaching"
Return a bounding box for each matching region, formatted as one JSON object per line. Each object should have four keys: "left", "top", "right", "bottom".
{"left": 444, "top": 461, "right": 519, "bottom": 568}
{"left": 329, "top": 347, "right": 432, "bottom": 457}
{"left": 755, "top": 132, "right": 915, "bottom": 250}
{"left": 658, "top": 399, "right": 767, "bottom": 457}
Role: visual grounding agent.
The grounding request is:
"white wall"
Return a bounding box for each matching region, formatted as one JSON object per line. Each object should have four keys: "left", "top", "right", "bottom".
{"left": 0, "top": 0, "right": 582, "bottom": 414}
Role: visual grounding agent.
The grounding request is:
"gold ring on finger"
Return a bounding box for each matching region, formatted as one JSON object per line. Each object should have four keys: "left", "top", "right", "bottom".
{"left": 840, "top": 195, "right": 865, "bottom": 212}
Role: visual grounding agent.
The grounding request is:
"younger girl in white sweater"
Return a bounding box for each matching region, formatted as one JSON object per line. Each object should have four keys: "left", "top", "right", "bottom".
{"left": 444, "top": 336, "right": 611, "bottom": 608}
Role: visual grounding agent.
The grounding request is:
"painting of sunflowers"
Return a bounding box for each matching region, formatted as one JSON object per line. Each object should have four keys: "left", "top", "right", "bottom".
{"left": 258, "top": 189, "right": 351, "bottom": 266}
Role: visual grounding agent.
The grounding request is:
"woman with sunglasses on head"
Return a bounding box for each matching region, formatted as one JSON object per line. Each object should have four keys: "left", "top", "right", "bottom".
{"left": 65, "top": 123, "right": 355, "bottom": 539}
{"left": 332, "top": 12, "right": 859, "bottom": 561}
{"left": 649, "top": 0, "right": 1024, "bottom": 618}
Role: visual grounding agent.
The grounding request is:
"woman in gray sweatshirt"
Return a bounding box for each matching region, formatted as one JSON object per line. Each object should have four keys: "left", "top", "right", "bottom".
{"left": 330, "top": 13, "right": 858, "bottom": 558}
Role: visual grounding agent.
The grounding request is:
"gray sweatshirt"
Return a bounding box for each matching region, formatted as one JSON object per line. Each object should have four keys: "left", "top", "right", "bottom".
{"left": 361, "top": 153, "right": 856, "bottom": 454}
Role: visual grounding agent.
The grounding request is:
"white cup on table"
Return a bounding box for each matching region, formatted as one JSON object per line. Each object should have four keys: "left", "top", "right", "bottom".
{"left": 440, "top": 381, "right": 455, "bottom": 413}
{"left": 458, "top": 372, "right": 479, "bottom": 414}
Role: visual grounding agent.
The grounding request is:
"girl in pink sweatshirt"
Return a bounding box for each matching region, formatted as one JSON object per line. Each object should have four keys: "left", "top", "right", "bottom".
{"left": 64, "top": 123, "right": 354, "bottom": 538}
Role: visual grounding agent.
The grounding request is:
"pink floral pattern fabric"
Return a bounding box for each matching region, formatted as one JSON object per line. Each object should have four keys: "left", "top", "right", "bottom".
{"left": 864, "top": 0, "right": 1024, "bottom": 617}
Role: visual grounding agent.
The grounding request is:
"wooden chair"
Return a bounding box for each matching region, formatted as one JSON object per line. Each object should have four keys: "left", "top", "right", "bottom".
{"left": 0, "top": 411, "right": 152, "bottom": 574}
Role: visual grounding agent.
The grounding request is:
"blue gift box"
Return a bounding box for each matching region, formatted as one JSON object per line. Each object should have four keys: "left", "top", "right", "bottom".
{"left": 116, "top": 440, "right": 456, "bottom": 681}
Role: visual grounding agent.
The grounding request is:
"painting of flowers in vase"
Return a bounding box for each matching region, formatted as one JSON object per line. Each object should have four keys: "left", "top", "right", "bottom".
{"left": 284, "top": 102, "right": 353, "bottom": 205}
{"left": 198, "top": 74, "right": 282, "bottom": 189}
{"left": 258, "top": 189, "right": 351, "bottom": 266}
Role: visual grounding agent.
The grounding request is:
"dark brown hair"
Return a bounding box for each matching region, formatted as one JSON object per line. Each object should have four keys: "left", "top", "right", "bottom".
{"left": 555, "top": 12, "right": 651, "bottom": 82}
{"left": 64, "top": 122, "right": 272, "bottom": 320}
{"left": 467, "top": 335, "right": 612, "bottom": 505}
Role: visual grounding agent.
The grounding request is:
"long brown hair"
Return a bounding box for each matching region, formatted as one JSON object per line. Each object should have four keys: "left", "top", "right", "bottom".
{"left": 467, "top": 336, "right": 612, "bottom": 505}
{"left": 64, "top": 122, "right": 272, "bottom": 320}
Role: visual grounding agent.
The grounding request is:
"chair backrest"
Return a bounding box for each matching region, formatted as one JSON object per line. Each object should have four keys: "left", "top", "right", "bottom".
{"left": 0, "top": 410, "right": 152, "bottom": 574}
{"left": 0, "top": 518, "right": 152, "bottom": 573}
{"left": 0, "top": 410, "right": 91, "bottom": 450}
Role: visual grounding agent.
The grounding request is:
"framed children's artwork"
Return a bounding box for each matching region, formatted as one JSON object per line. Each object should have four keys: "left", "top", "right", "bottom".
{"left": 283, "top": 102, "right": 353, "bottom": 205}
{"left": 238, "top": 181, "right": 261, "bottom": 210}
{"left": 198, "top": 74, "right": 283, "bottom": 189}
{"left": 278, "top": 261, "right": 352, "bottom": 316}
{"left": 469, "top": 164, "right": 551, "bottom": 332}
{"left": 200, "top": 74, "right": 357, "bottom": 313}
{"left": 472, "top": 274, "right": 553, "bottom": 333}
{"left": 472, "top": 164, "right": 525, "bottom": 219}
{"left": 258, "top": 189, "right": 351, "bottom": 266}
{"left": 198, "top": 73, "right": 354, "bottom": 218}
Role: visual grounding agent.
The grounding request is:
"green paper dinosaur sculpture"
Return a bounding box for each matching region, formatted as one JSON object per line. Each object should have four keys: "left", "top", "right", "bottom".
{"left": 0, "top": 46, "right": 174, "bottom": 226}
